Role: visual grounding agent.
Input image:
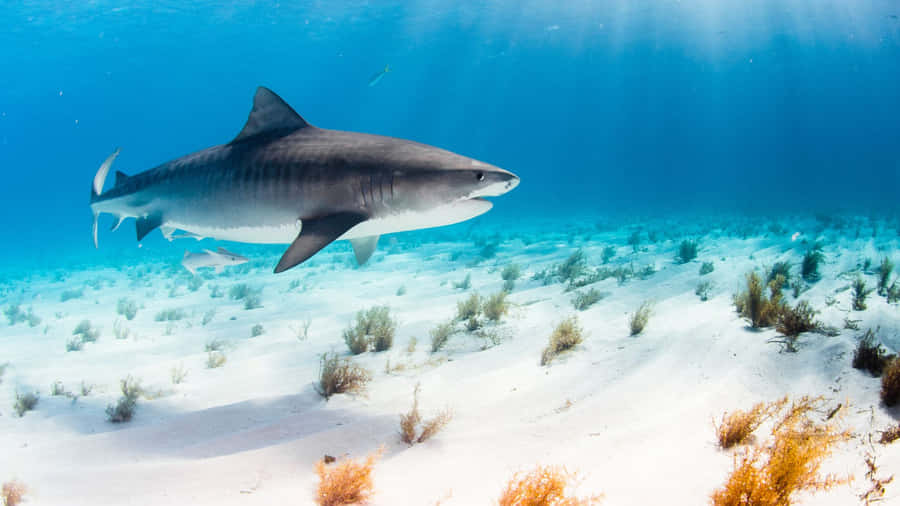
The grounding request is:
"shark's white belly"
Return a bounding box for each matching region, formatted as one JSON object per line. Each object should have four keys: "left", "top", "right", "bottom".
{"left": 165, "top": 198, "right": 492, "bottom": 244}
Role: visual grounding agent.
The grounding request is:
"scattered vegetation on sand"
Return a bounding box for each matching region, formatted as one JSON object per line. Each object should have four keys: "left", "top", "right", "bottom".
{"left": 557, "top": 249, "right": 589, "bottom": 285}
{"left": 243, "top": 292, "right": 262, "bottom": 310}
{"left": 676, "top": 239, "right": 699, "bottom": 264}
{"left": 1, "top": 480, "right": 27, "bottom": 506}
{"left": 880, "top": 424, "right": 900, "bottom": 445}
{"left": 453, "top": 273, "right": 472, "bottom": 290}
{"left": 116, "top": 297, "right": 138, "bottom": 320}
{"left": 112, "top": 319, "right": 130, "bottom": 340}
{"left": 60, "top": 288, "right": 84, "bottom": 302}
{"left": 170, "top": 363, "right": 188, "bottom": 384}
{"left": 50, "top": 380, "right": 66, "bottom": 396}
{"left": 801, "top": 243, "right": 824, "bottom": 282}
{"left": 201, "top": 309, "right": 216, "bottom": 326}
{"left": 13, "top": 391, "right": 39, "bottom": 417}
{"left": 715, "top": 398, "right": 787, "bottom": 449}
{"left": 106, "top": 376, "right": 142, "bottom": 423}
{"left": 601, "top": 245, "right": 616, "bottom": 264}
{"left": 767, "top": 261, "right": 793, "bottom": 290}
{"left": 877, "top": 257, "right": 894, "bottom": 296}
{"left": 343, "top": 306, "right": 397, "bottom": 354}
{"left": 483, "top": 290, "right": 510, "bottom": 322}
{"left": 251, "top": 323, "right": 265, "bottom": 337}
{"left": 700, "top": 261, "right": 715, "bottom": 276}
{"left": 501, "top": 263, "right": 522, "bottom": 292}
{"left": 456, "top": 292, "right": 482, "bottom": 330}
{"left": 696, "top": 280, "right": 713, "bottom": 302}
{"left": 541, "top": 316, "right": 584, "bottom": 366}
{"left": 228, "top": 283, "right": 255, "bottom": 300}
{"left": 206, "top": 351, "right": 227, "bottom": 369}
{"left": 73, "top": 319, "right": 100, "bottom": 342}
{"left": 628, "top": 230, "right": 641, "bottom": 252}
{"left": 572, "top": 287, "right": 607, "bottom": 311}
{"left": 399, "top": 384, "right": 453, "bottom": 445}
{"left": 852, "top": 329, "right": 895, "bottom": 377}
{"left": 881, "top": 358, "right": 900, "bottom": 407}
{"left": 734, "top": 271, "right": 783, "bottom": 329}
{"left": 430, "top": 320, "right": 456, "bottom": 353}
{"left": 497, "top": 465, "right": 603, "bottom": 506}
{"left": 3, "top": 305, "right": 25, "bottom": 325}
{"left": 316, "top": 353, "right": 371, "bottom": 399}
{"left": 395, "top": 285, "right": 406, "bottom": 296}
{"left": 709, "top": 396, "right": 851, "bottom": 506}
{"left": 314, "top": 449, "right": 381, "bottom": 506}
{"left": 629, "top": 301, "right": 652, "bottom": 336}
{"left": 772, "top": 300, "right": 821, "bottom": 352}
{"left": 154, "top": 308, "right": 186, "bottom": 322}
{"left": 204, "top": 338, "right": 225, "bottom": 352}
{"left": 852, "top": 276, "right": 873, "bottom": 311}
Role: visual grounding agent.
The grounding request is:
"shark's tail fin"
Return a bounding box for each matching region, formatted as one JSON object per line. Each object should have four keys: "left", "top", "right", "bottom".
{"left": 91, "top": 148, "right": 121, "bottom": 248}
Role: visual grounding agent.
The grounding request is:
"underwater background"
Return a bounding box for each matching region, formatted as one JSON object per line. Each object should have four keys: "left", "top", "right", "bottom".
{"left": 1, "top": 0, "right": 899, "bottom": 269}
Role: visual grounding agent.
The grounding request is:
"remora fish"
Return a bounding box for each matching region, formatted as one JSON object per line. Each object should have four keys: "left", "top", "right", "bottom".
{"left": 89, "top": 87, "right": 519, "bottom": 273}
{"left": 182, "top": 247, "right": 248, "bottom": 275}
{"left": 367, "top": 65, "right": 390, "bottom": 87}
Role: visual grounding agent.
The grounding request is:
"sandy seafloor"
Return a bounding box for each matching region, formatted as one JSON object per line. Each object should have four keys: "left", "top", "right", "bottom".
{"left": 1, "top": 214, "right": 899, "bottom": 505}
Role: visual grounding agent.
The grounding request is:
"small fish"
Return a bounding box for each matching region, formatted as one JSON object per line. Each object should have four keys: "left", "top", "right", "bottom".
{"left": 367, "top": 65, "right": 391, "bottom": 87}
{"left": 791, "top": 232, "right": 801, "bottom": 242}
{"left": 182, "top": 247, "right": 248, "bottom": 275}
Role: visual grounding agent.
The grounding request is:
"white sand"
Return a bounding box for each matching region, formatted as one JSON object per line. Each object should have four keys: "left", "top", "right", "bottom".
{"left": 1, "top": 216, "right": 898, "bottom": 505}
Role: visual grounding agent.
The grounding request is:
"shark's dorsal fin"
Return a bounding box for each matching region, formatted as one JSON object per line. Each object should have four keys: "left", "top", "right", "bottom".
{"left": 231, "top": 87, "right": 310, "bottom": 144}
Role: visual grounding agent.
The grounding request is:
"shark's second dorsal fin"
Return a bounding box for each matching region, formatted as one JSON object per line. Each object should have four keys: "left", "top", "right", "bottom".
{"left": 231, "top": 87, "right": 310, "bottom": 144}
{"left": 114, "top": 171, "right": 130, "bottom": 187}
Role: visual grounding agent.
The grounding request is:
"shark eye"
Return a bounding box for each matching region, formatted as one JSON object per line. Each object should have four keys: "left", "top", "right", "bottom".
{"left": 476, "top": 172, "right": 485, "bottom": 182}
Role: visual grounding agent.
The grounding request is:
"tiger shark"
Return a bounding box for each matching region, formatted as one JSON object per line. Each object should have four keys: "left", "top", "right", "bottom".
{"left": 89, "top": 87, "right": 519, "bottom": 273}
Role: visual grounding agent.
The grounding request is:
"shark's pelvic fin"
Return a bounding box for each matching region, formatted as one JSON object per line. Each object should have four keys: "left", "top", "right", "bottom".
{"left": 275, "top": 213, "right": 366, "bottom": 273}
{"left": 231, "top": 87, "right": 310, "bottom": 144}
{"left": 136, "top": 214, "right": 163, "bottom": 242}
{"left": 350, "top": 236, "right": 379, "bottom": 265}
{"left": 110, "top": 215, "right": 126, "bottom": 232}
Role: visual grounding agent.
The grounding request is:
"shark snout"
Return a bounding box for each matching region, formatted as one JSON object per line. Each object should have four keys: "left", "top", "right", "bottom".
{"left": 472, "top": 165, "right": 519, "bottom": 198}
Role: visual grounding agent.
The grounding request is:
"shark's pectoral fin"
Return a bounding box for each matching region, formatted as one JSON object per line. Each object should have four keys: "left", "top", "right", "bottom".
{"left": 136, "top": 214, "right": 163, "bottom": 242}
{"left": 274, "top": 213, "right": 367, "bottom": 273}
{"left": 214, "top": 266, "right": 224, "bottom": 274}
{"left": 350, "top": 236, "right": 380, "bottom": 265}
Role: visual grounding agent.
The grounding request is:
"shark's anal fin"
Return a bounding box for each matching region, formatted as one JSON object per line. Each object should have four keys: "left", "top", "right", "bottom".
{"left": 274, "top": 213, "right": 367, "bottom": 273}
{"left": 136, "top": 214, "right": 163, "bottom": 242}
{"left": 231, "top": 87, "right": 310, "bottom": 144}
{"left": 350, "top": 236, "right": 380, "bottom": 265}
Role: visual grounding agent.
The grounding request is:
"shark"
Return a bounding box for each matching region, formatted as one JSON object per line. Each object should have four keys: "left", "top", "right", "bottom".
{"left": 182, "top": 247, "right": 249, "bottom": 275}
{"left": 89, "top": 86, "right": 519, "bottom": 273}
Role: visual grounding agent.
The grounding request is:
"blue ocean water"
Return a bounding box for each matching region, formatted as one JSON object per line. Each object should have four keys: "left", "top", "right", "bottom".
{"left": 1, "top": 0, "right": 898, "bottom": 274}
